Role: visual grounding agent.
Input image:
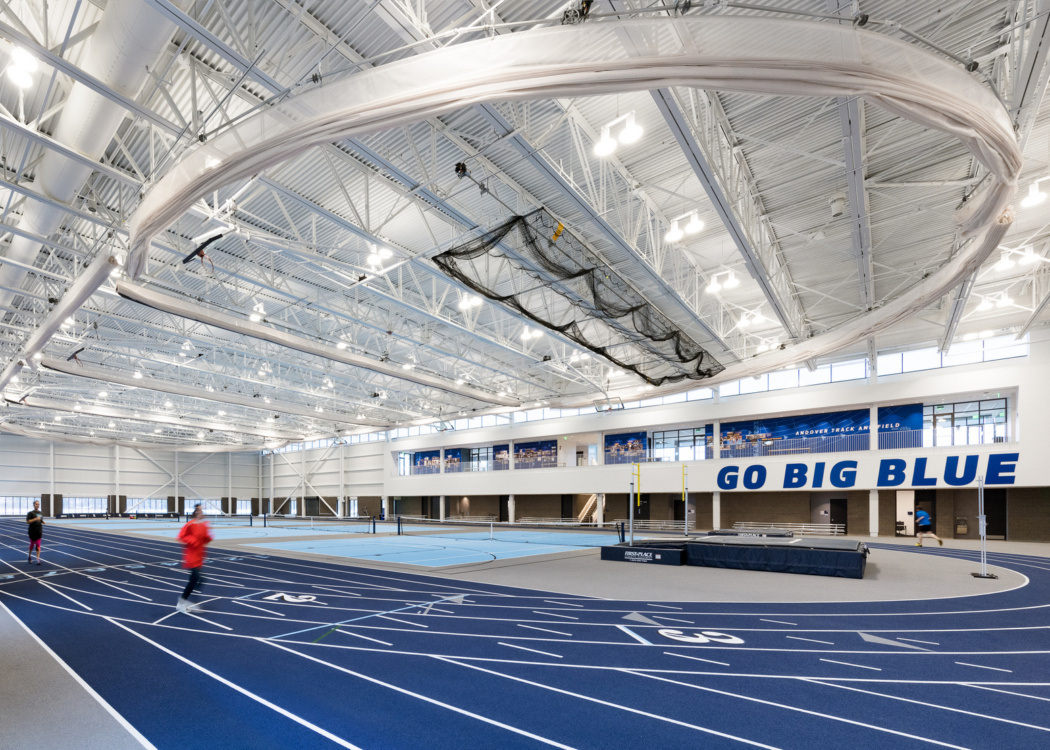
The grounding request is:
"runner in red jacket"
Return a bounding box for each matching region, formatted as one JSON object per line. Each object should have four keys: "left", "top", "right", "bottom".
{"left": 176, "top": 504, "right": 213, "bottom": 612}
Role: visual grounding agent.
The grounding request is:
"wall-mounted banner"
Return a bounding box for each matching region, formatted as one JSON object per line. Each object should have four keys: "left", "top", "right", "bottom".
{"left": 717, "top": 404, "right": 923, "bottom": 455}
{"left": 715, "top": 452, "right": 1018, "bottom": 490}
{"left": 444, "top": 447, "right": 462, "bottom": 473}
{"left": 514, "top": 440, "right": 558, "bottom": 469}
{"left": 605, "top": 432, "right": 647, "bottom": 465}
{"left": 413, "top": 450, "right": 441, "bottom": 474}
{"left": 493, "top": 444, "right": 510, "bottom": 471}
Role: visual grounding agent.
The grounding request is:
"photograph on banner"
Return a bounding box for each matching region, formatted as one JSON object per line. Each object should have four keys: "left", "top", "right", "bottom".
{"left": 514, "top": 440, "right": 558, "bottom": 469}
{"left": 604, "top": 431, "right": 648, "bottom": 464}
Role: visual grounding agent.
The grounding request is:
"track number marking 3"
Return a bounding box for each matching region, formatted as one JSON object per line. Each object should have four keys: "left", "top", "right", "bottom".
{"left": 263, "top": 593, "right": 317, "bottom": 603}
{"left": 659, "top": 629, "right": 744, "bottom": 645}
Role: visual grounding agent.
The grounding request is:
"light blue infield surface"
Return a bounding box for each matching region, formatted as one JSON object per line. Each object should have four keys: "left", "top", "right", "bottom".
{"left": 246, "top": 530, "right": 622, "bottom": 567}
{"left": 47, "top": 518, "right": 377, "bottom": 539}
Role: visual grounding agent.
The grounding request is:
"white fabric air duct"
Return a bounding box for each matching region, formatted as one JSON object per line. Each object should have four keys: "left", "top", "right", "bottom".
{"left": 0, "top": 421, "right": 277, "bottom": 453}
{"left": 125, "top": 15, "right": 1021, "bottom": 387}
{"left": 115, "top": 280, "right": 521, "bottom": 406}
{"left": 0, "top": 0, "right": 187, "bottom": 312}
{"left": 39, "top": 355, "right": 387, "bottom": 428}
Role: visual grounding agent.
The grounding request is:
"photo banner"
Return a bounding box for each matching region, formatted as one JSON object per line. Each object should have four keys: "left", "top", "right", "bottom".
{"left": 514, "top": 440, "right": 558, "bottom": 469}
{"left": 605, "top": 432, "right": 648, "bottom": 465}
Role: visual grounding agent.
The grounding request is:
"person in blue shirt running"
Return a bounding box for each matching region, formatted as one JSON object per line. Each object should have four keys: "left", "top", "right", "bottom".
{"left": 915, "top": 508, "right": 943, "bottom": 547}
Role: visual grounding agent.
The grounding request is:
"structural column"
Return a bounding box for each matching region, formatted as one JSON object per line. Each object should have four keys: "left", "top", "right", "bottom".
{"left": 439, "top": 495, "right": 446, "bottom": 522}
{"left": 712, "top": 420, "right": 721, "bottom": 459}
{"left": 508, "top": 495, "right": 515, "bottom": 524}
{"left": 381, "top": 495, "right": 389, "bottom": 520}
{"left": 596, "top": 493, "right": 605, "bottom": 527}
{"left": 712, "top": 490, "right": 721, "bottom": 530}
{"left": 869, "top": 489, "right": 879, "bottom": 538}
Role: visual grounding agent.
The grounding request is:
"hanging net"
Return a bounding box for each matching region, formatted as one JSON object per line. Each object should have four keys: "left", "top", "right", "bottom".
{"left": 433, "top": 210, "right": 724, "bottom": 386}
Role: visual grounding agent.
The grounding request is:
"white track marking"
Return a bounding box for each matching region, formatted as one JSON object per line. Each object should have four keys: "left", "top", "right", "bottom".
{"left": 183, "top": 611, "right": 233, "bottom": 631}
{"left": 335, "top": 629, "right": 392, "bottom": 646}
{"left": 233, "top": 600, "right": 286, "bottom": 616}
{"left": 378, "top": 615, "right": 428, "bottom": 628}
{"left": 88, "top": 577, "right": 153, "bottom": 601}
{"left": 152, "top": 610, "right": 180, "bottom": 625}
{"left": 897, "top": 638, "right": 940, "bottom": 645}
{"left": 647, "top": 604, "right": 682, "bottom": 610}
{"left": 966, "top": 684, "right": 1050, "bottom": 702}
{"left": 309, "top": 585, "right": 361, "bottom": 597}
{"left": 38, "top": 580, "right": 93, "bottom": 610}
{"left": 761, "top": 619, "right": 797, "bottom": 625}
{"left": 629, "top": 671, "right": 972, "bottom": 749}
{"left": 665, "top": 652, "right": 730, "bottom": 667}
{"left": 518, "top": 624, "right": 572, "bottom": 636}
{"left": 437, "top": 657, "right": 780, "bottom": 748}
{"left": 617, "top": 625, "right": 652, "bottom": 645}
{"left": 802, "top": 679, "right": 1050, "bottom": 732}
{"left": 955, "top": 662, "right": 1013, "bottom": 673}
{"left": 652, "top": 616, "right": 692, "bottom": 624}
{"left": 0, "top": 603, "right": 158, "bottom": 749}
{"left": 107, "top": 619, "right": 362, "bottom": 749}
{"left": 265, "top": 640, "right": 575, "bottom": 749}
{"left": 786, "top": 636, "right": 835, "bottom": 645}
{"left": 499, "top": 642, "right": 563, "bottom": 658}
{"left": 820, "top": 659, "right": 881, "bottom": 671}
{"left": 424, "top": 607, "right": 454, "bottom": 614}
{"left": 271, "top": 593, "right": 467, "bottom": 639}
{"left": 543, "top": 600, "right": 584, "bottom": 607}
{"left": 533, "top": 611, "right": 578, "bottom": 620}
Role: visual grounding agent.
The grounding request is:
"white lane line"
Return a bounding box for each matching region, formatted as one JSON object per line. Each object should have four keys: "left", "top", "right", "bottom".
{"left": 309, "top": 585, "right": 361, "bottom": 597}
{"left": 616, "top": 624, "right": 652, "bottom": 645}
{"left": 803, "top": 679, "right": 1050, "bottom": 732}
{"left": 498, "top": 642, "right": 563, "bottom": 658}
{"left": 897, "top": 638, "right": 940, "bottom": 645}
{"left": 424, "top": 607, "right": 454, "bottom": 615}
{"left": 966, "top": 684, "right": 1050, "bottom": 702}
{"left": 107, "top": 619, "right": 362, "bottom": 749}
{"left": 152, "top": 610, "right": 180, "bottom": 625}
{"left": 543, "top": 600, "right": 584, "bottom": 607}
{"left": 955, "top": 662, "right": 1013, "bottom": 673}
{"left": 0, "top": 604, "right": 158, "bottom": 750}
{"left": 184, "top": 611, "right": 233, "bottom": 631}
{"left": 533, "top": 611, "right": 578, "bottom": 620}
{"left": 38, "top": 580, "right": 93, "bottom": 610}
{"left": 786, "top": 636, "right": 835, "bottom": 645}
{"left": 820, "top": 659, "right": 881, "bottom": 671}
{"left": 88, "top": 577, "right": 153, "bottom": 601}
{"left": 266, "top": 641, "right": 574, "bottom": 749}
{"left": 651, "top": 616, "right": 692, "bottom": 624}
{"left": 518, "top": 624, "right": 572, "bottom": 637}
{"left": 378, "top": 615, "right": 428, "bottom": 628}
{"left": 760, "top": 619, "right": 796, "bottom": 625}
{"left": 437, "top": 657, "right": 779, "bottom": 749}
{"left": 647, "top": 603, "right": 682, "bottom": 610}
{"left": 233, "top": 600, "right": 286, "bottom": 617}
{"left": 271, "top": 593, "right": 465, "bottom": 640}
{"left": 630, "top": 671, "right": 970, "bottom": 749}
{"left": 335, "top": 629, "right": 392, "bottom": 646}
{"left": 665, "top": 652, "right": 730, "bottom": 667}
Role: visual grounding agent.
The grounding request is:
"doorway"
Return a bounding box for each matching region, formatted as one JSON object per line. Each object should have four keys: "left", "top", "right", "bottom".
{"left": 499, "top": 495, "right": 509, "bottom": 523}
{"left": 984, "top": 488, "right": 1007, "bottom": 539}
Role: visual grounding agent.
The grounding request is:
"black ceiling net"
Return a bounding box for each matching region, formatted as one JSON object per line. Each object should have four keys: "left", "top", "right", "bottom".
{"left": 432, "top": 210, "right": 724, "bottom": 386}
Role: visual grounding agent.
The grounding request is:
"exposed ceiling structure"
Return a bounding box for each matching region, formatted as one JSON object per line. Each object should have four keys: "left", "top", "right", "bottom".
{"left": 0, "top": 0, "right": 1048, "bottom": 450}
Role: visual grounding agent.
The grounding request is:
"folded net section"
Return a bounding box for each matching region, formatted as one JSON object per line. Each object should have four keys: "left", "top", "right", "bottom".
{"left": 397, "top": 516, "right": 622, "bottom": 547}
{"left": 263, "top": 515, "right": 376, "bottom": 533}
{"left": 433, "top": 210, "right": 724, "bottom": 386}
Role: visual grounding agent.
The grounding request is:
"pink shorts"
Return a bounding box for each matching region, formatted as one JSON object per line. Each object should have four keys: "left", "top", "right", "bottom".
{"left": 28, "top": 539, "right": 41, "bottom": 551}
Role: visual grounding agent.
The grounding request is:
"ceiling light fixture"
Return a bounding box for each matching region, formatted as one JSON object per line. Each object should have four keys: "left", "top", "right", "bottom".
{"left": 457, "top": 294, "right": 482, "bottom": 310}
{"left": 976, "top": 296, "right": 993, "bottom": 312}
{"left": 705, "top": 269, "right": 740, "bottom": 294}
{"left": 593, "top": 110, "right": 643, "bottom": 157}
{"left": 994, "top": 250, "right": 1015, "bottom": 271}
{"left": 1021, "top": 181, "right": 1048, "bottom": 208}
{"left": 664, "top": 210, "right": 705, "bottom": 243}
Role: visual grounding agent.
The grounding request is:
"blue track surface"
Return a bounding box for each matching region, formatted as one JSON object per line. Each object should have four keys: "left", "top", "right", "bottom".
{"left": 1, "top": 520, "right": 1048, "bottom": 749}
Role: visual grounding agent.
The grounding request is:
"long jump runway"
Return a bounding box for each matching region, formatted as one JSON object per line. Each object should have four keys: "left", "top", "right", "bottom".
{"left": 1, "top": 521, "right": 1048, "bottom": 749}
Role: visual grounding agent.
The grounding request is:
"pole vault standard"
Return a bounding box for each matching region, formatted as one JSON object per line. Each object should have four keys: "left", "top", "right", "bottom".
{"left": 629, "top": 463, "right": 641, "bottom": 546}
{"left": 972, "top": 475, "right": 998, "bottom": 579}
{"left": 682, "top": 464, "right": 690, "bottom": 537}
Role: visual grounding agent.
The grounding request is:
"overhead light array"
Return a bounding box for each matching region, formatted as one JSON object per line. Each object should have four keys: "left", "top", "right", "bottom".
{"left": 705, "top": 269, "right": 740, "bottom": 294}
{"left": 664, "top": 211, "right": 705, "bottom": 243}
{"left": 5, "top": 47, "right": 37, "bottom": 90}
{"left": 593, "top": 110, "right": 643, "bottom": 157}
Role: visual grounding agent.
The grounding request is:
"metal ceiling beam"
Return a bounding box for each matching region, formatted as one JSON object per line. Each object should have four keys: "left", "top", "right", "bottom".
{"left": 838, "top": 96, "right": 875, "bottom": 311}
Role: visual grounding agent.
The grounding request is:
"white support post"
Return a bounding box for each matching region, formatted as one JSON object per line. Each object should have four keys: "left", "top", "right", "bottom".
{"left": 439, "top": 495, "right": 446, "bottom": 521}
{"left": 712, "top": 490, "right": 721, "bottom": 530}
{"left": 382, "top": 495, "right": 389, "bottom": 520}
{"left": 49, "top": 441, "right": 54, "bottom": 517}
{"left": 174, "top": 450, "right": 180, "bottom": 515}
{"left": 257, "top": 451, "right": 262, "bottom": 516}
{"left": 508, "top": 495, "right": 515, "bottom": 524}
{"left": 269, "top": 451, "right": 274, "bottom": 515}
{"left": 114, "top": 445, "right": 120, "bottom": 511}
{"left": 228, "top": 451, "right": 233, "bottom": 513}
{"left": 300, "top": 450, "right": 306, "bottom": 516}
{"left": 869, "top": 489, "right": 879, "bottom": 537}
{"left": 870, "top": 405, "right": 878, "bottom": 452}
{"left": 339, "top": 446, "right": 345, "bottom": 517}
{"left": 712, "top": 420, "right": 721, "bottom": 459}
{"left": 596, "top": 493, "right": 604, "bottom": 528}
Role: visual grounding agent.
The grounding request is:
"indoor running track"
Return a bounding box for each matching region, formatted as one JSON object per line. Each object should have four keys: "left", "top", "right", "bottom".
{"left": 1, "top": 520, "right": 1048, "bottom": 749}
